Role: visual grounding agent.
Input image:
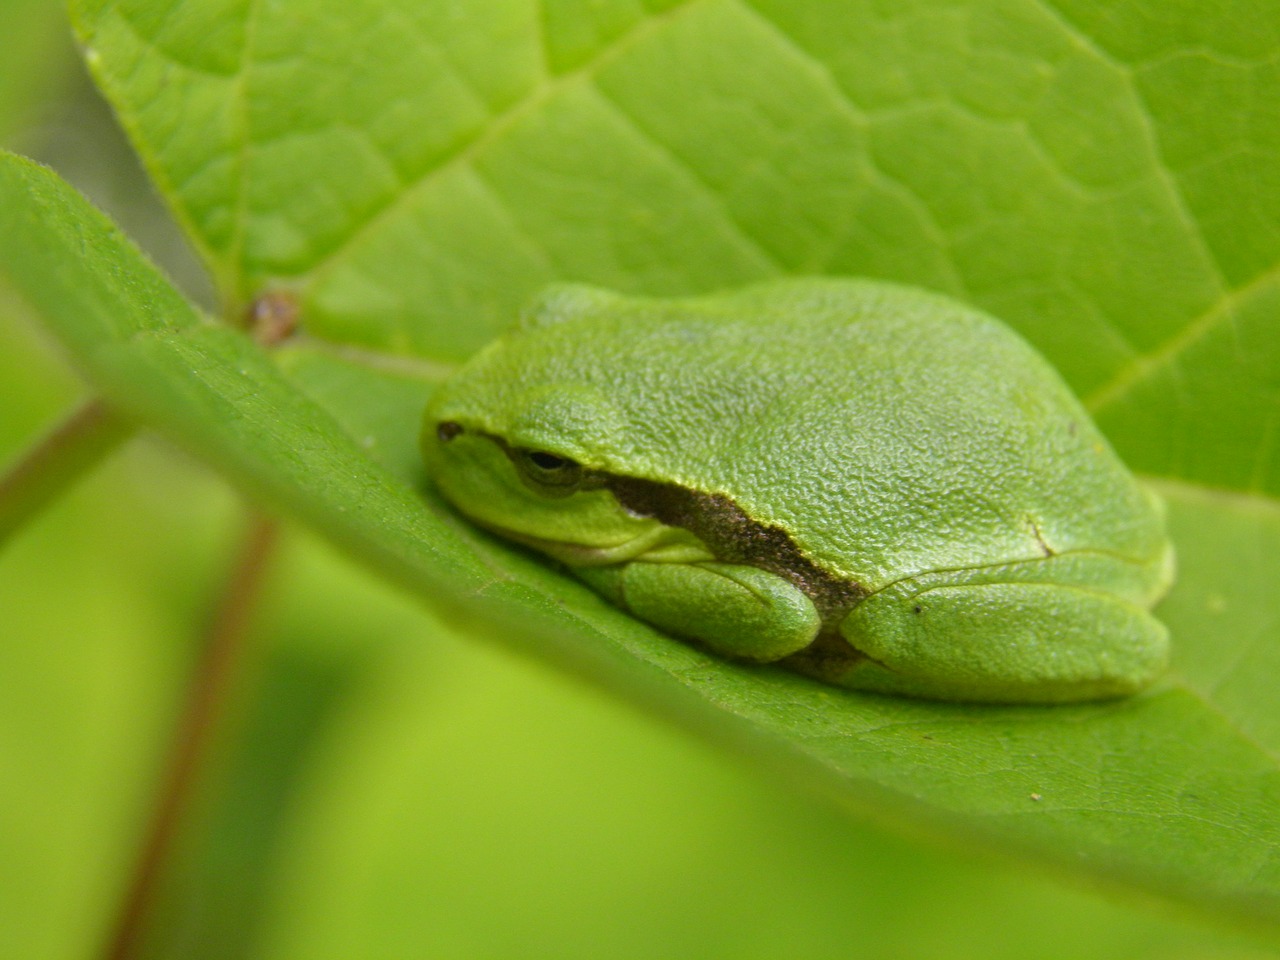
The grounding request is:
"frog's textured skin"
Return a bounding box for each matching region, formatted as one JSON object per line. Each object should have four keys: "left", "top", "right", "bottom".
{"left": 423, "top": 278, "right": 1173, "bottom": 703}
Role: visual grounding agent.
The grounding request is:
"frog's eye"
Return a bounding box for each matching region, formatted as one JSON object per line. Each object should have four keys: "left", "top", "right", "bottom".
{"left": 515, "top": 448, "right": 584, "bottom": 492}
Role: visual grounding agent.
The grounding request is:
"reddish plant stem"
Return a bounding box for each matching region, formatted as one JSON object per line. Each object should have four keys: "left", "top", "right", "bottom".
{"left": 0, "top": 398, "right": 133, "bottom": 544}
{"left": 101, "top": 512, "right": 282, "bottom": 960}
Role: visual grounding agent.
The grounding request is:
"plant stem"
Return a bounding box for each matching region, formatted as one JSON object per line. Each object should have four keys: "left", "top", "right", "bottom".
{"left": 101, "top": 511, "right": 282, "bottom": 960}
{"left": 0, "top": 398, "right": 133, "bottom": 544}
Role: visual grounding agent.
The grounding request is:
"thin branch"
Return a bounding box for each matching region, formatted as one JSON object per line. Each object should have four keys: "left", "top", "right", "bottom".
{"left": 0, "top": 398, "right": 133, "bottom": 544}
{"left": 101, "top": 511, "right": 283, "bottom": 960}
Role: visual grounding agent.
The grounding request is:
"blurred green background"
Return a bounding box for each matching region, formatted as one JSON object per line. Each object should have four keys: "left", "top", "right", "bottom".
{"left": 2, "top": 4, "right": 1278, "bottom": 958}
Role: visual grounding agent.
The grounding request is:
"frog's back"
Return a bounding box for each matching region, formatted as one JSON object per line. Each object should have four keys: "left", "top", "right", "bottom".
{"left": 501, "top": 279, "right": 1167, "bottom": 590}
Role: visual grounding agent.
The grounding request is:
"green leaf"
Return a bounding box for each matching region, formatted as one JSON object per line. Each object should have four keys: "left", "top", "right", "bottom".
{"left": 6, "top": 0, "right": 1280, "bottom": 939}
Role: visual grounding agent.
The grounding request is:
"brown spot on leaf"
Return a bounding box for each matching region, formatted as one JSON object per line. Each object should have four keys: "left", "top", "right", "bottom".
{"left": 246, "top": 290, "right": 300, "bottom": 345}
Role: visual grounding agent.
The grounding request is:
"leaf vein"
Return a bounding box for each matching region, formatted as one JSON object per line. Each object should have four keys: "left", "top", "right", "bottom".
{"left": 1034, "top": 0, "right": 1229, "bottom": 290}
{"left": 297, "top": 0, "right": 706, "bottom": 292}
{"left": 732, "top": 0, "right": 967, "bottom": 288}
{"left": 1084, "top": 261, "right": 1280, "bottom": 413}
{"left": 587, "top": 83, "right": 785, "bottom": 272}
{"left": 228, "top": 0, "right": 265, "bottom": 313}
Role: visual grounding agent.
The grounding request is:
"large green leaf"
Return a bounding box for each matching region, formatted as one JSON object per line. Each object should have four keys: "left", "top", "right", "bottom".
{"left": 3, "top": 0, "right": 1279, "bottom": 939}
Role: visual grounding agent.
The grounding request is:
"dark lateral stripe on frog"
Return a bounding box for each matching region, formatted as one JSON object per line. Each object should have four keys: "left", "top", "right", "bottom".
{"left": 604, "top": 475, "right": 868, "bottom": 625}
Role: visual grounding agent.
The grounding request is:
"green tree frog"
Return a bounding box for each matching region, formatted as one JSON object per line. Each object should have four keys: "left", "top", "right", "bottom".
{"left": 422, "top": 278, "right": 1173, "bottom": 703}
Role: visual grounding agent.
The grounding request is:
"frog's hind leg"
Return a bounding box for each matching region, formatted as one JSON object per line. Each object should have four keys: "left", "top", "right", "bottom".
{"left": 833, "top": 576, "right": 1170, "bottom": 703}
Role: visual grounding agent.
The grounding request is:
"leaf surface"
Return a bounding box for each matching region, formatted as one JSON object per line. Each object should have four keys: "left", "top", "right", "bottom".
{"left": 5, "top": 0, "right": 1279, "bottom": 934}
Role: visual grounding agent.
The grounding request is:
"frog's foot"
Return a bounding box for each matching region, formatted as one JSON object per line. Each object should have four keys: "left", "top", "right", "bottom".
{"left": 832, "top": 577, "right": 1170, "bottom": 703}
{"left": 576, "top": 561, "right": 820, "bottom": 662}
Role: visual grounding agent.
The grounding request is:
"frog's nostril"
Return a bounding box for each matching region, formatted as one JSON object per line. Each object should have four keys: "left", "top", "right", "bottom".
{"left": 437, "top": 421, "right": 463, "bottom": 442}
